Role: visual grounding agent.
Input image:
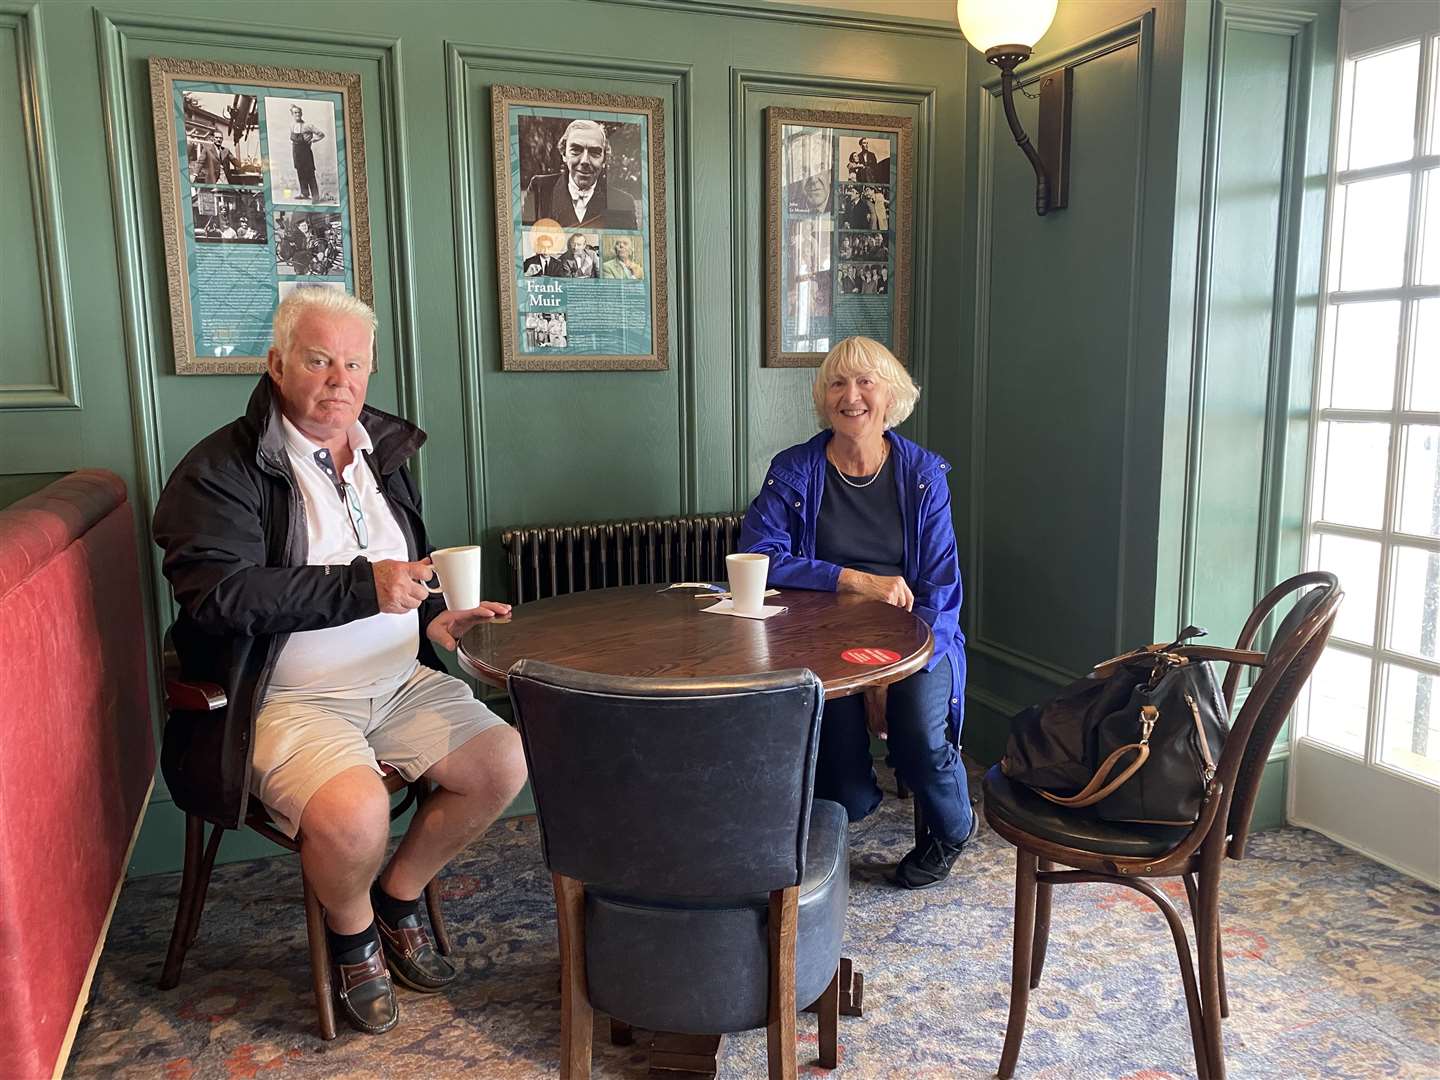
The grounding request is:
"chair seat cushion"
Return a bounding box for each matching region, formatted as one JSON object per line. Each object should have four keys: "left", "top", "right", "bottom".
{"left": 585, "top": 799, "right": 849, "bottom": 1034}
{"left": 983, "top": 765, "right": 1191, "bottom": 859}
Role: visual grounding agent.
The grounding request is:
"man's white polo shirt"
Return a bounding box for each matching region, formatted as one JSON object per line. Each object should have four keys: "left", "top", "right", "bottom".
{"left": 265, "top": 415, "right": 419, "bottom": 699}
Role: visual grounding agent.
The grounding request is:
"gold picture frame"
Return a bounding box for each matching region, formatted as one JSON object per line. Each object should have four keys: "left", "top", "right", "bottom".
{"left": 491, "top": 84, "right": 669, "bottom": 371}
{"left": 765, "top": 107, "right": 912, "bottom": 368}
{"left": 149, "top": 56, "right": 372, "bottom": 374}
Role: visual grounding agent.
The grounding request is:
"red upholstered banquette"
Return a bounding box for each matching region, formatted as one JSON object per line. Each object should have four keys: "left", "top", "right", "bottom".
{"left": 0, "top": 470, "right": 155, "bottom": 1078}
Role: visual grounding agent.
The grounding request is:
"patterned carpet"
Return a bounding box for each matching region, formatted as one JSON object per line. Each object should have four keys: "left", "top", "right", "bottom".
{"left": 70, "top": 771, "right": 1439, "bottom": 1079}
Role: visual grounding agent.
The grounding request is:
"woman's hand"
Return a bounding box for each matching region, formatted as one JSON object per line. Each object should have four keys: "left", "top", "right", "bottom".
{"left": 838, "top": 568, "right": 914, "bottom": 611}
{"left": 425, "top": 602, "right": 513, "bottom": 650}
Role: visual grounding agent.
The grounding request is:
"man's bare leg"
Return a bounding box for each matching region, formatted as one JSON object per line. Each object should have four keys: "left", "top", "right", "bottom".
{"left": 297, "top": 765, "right": 392, "bottom": 932}
{"left": 378, "top": 723, "right": 528, "bottom": 901}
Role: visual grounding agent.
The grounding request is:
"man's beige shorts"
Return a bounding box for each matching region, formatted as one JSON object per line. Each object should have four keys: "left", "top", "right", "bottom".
{"left": 250, "top": 664, "right": 507, "bottom": 839}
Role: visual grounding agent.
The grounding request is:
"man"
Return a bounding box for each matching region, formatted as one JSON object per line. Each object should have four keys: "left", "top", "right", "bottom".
{"left": 787, "top": 171, "right": 832, "bottom": 214}
{"left": 847, "top": 137, "right": 877, "bottom": 182}
{"left": 281, "top": 216, "right": 314, "bottom": 274}
{"left": 523, "top": 232, "right": 560, "bottom": 277}
{"left": 601, "top": 236, "right": 643, "bottom": 279}
{"left": 153, "top": 289, "right": 528, "bottom": 1036}
{"left": 866, "top": 186, "right": 889, "bottom": 231}
{"left": 521, "top": 118, "right": 640, "bottom": 230}
{"left": 194, "top": 131, "right": 236, "bottom": 185}
{"left": 556, "top": 232, "right": 598, "bottom": 278}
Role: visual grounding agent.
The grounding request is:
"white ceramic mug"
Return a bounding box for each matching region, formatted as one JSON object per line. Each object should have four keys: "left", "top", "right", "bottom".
{"left": 726, "top": 552, "right": 770, "bottom": 615}
{"left": 427, "top": 545, "right": 482, "bottom": 610}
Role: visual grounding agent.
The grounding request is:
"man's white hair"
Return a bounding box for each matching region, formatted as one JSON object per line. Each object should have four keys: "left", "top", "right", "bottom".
{"left": 558, "top": 119, "right": 609, "bottom": 157}
{"left": 272, "top": 288, "right": 376, "bottom": 357}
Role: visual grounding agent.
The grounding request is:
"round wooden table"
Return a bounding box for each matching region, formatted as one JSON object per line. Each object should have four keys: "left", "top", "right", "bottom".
{"left": 457, "top": 584, "right": 933, "bottom": 697}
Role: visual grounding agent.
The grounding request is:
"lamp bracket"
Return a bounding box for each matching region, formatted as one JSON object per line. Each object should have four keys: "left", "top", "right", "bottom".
{"left": 985, "top": 48, "right": 1073, "bottom": 216}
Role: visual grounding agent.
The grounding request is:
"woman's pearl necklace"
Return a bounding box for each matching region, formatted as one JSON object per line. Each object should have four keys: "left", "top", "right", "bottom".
{"left": 828, "top": 442, "right": 890, "bottom": 489}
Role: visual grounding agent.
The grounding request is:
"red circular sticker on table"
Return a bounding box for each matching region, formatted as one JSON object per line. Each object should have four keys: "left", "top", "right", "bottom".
{"left": 840, "top": 647, "right": 902, "bottom": 665}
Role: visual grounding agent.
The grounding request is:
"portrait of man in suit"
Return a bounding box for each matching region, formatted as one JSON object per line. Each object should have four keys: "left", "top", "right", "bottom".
{"left": 556, "top": 232, "right": 599, "bottom": 279}
{"left": 601, "top": 235, "right": 644, "bottom": 279}
{"left": 520, "top": 119, "right": 641, "bottom": 231}
{"left": 523, "top": 230, "right": 562, "bottom": 277}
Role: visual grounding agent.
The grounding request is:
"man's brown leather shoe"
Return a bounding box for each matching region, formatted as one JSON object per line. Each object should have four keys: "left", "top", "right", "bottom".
{"left": 376, "top": 912, "right": 456, "bottom": 993}
{"left": 335, "top": 940, "right": 400, "bottom": 1034}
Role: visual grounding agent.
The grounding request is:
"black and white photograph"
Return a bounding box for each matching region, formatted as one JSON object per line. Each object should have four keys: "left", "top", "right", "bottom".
{"left": 525, "top": 311, "right": 569, "bottom": 348}
{"left": 839, "top": 134, "right": 892, "bottom": 185}
{"left": 782, "top": 126, "right": 834, "bottom": 214}
{"left": 840, "top": 184, "right": 891, "bottom": 231}
{"left": 789, "top": 218, "right": 833, "bottom": 279}
{"left": 183, "top": 92, "right": 261, "bottom": 185}
{"left": 600, "top": 234, "right": 645, "bottom": 280}
{"left": 838, "top": 231, "right": 888, "bottom": 262}
{"left": 838, "top": 263, "right": 889, "bottom": 295}
{"left": 264, "top": 96, "right": 340, "bottom": 206}
{"left": 273, "top": 210, "right": 345, "bottom": 276}
{"left": 191, "top": 188, "right": 266, "bottom": 243}
{"left": 786, "top": 270, "right": 832, "bottom": 320}
{"left": 518, "top": 115, "right": 643, "bottom": 231}
{"left": 278, "top": 280, "right": 346, "bottom": 302}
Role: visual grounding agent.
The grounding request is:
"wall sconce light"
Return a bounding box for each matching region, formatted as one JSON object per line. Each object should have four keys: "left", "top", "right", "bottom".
{"left": 956, "top": 0, "right": 1071, "bottom": 216}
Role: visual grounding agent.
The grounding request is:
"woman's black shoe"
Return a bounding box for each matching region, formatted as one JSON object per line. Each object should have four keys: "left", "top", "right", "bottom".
{"left": 891, "top": 809, "right": 980, "bottom": 890}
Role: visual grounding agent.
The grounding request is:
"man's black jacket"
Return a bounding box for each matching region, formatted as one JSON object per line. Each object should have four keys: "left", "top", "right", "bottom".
{"left": 153, "top": 376, "right": 446, "bottom": 827}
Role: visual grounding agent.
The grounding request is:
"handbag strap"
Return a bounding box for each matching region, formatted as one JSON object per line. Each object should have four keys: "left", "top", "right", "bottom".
{"left": 1037, "top": 705, "right": 1159, "bottom": 809}
{"left": 1090, "top": 643, "right": 1267, "bottom": 678}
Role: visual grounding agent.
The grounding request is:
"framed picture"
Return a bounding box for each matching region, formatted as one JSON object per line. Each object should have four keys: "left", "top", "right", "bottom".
{"left": 149, "top": 57, "right": 371, "bottom": 374}
{"left": 765, "top": 108, "right": 912, "bottom": 367}
{"left": 491, "top": 85, "right": 668, "bottom": 371}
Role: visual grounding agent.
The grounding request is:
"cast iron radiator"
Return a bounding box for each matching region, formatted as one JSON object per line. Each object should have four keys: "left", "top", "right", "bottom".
{"left": 501, "top": 513, "right": 746, "bottom": 604}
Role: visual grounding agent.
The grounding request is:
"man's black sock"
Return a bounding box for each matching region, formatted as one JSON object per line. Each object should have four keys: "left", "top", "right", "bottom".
{"left": 327, "top": 921, "right": 379, "bottom": 965}
{"left": 371, "top": 880, "right": 421, "bottom": 926}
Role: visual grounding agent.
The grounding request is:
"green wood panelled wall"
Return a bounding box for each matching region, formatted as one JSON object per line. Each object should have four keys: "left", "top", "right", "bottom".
{"left": 0, "top": 0, "right": 1338, "bottom": 876}
{"left": 0, "top": 0, "right": 966, "bottom": 875}
{"left": 957, "top": 0, "right": 1337, "bottom": 837}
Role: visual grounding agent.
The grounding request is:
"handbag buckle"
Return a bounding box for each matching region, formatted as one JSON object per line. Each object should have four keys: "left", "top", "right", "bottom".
{"left": 1139, "top": 704, "right": 1159, "bottom": 744}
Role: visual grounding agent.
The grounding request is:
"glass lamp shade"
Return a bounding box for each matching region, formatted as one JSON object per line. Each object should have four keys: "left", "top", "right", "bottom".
{"left": 955, "top": 0, "right": 1058, "bottom": 54}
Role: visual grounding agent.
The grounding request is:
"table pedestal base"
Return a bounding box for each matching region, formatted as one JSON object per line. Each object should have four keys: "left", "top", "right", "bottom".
{"left": 611, "top": 958, "right": 864, "bottom": 1076}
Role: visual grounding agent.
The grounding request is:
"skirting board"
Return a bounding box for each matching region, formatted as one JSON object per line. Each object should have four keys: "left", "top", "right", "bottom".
{"left": 50, "top": 774, "right": 154, "bottom": 1080}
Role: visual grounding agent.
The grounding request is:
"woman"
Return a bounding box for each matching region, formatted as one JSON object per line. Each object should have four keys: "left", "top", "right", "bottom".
{"left": 288, "top": 104, "right": 326, "bottom": 203}
{"left": 739, "top": 336, "right": 973, "bottom": 889}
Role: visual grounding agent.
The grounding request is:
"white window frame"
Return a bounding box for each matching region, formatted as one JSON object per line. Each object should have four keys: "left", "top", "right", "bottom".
{"left": 1299, "top": 0, "right": 1440, "bottom": 787}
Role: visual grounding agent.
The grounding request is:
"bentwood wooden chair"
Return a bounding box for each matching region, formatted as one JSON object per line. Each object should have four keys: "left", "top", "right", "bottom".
{"left": 982, "top": 571, "right": 1341, "bottom": 1080}
{"left": 156, "top": 640, "right": 451, "bottom": 1040}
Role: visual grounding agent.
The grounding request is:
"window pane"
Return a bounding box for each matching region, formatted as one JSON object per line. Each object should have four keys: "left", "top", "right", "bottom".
{"left": 1413, "top": 299, "right": 1440, "bottom": 411}
{"left": 1398, "top": 425, "right": 1440, "bottom": 539}
{"left": 1311, "top": 532, "right": 1381, "bottom": 644}
{"left": 1387, "top": 545, "right": 1440, "bottom": 662}
{"left": 1323, "top": 300, "right": 1399, "bottom": 409}
{"left": 1378, "top": 665, "right": 1439, "bottom": 783}
{"left": 1420, "top": 170, "right": 1440, "bottom": 287}
{"left": 1343, "top": 42, "right": 1420, "bottom": 170}
{"left": 1332, "top": 174, "right": 1412, "bottom": 292}
{"left": 1315, "top": 421, "right": 1392, "bottom": 528}
{"left": 1303, "top": 647, "right": 1371, "bottom": 755}
{"left": 1427, "top": 36, "right": 1440, "bottom": 156}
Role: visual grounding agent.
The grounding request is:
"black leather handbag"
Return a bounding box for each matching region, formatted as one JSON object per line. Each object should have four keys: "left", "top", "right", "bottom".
{"left": 1001, "top": 628, "right": 1265, "bottom": 825}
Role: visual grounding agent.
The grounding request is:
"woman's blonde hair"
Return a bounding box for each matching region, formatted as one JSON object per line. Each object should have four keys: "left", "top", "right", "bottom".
{"left": 812, "top": 336, "right": 919, "bottom": 429}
